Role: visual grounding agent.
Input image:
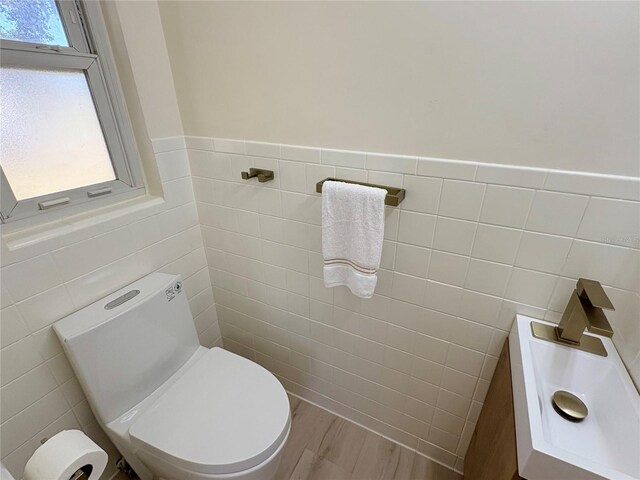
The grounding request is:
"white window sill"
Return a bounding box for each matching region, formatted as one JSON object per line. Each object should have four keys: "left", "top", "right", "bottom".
{"left": 2, "top": 194, "right": 164, "bottom": 252}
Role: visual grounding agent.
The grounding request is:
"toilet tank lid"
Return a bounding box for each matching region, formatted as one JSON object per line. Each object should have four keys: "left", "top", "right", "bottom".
{"left": 54, "top": 273, "right": 179, "bottom": 341}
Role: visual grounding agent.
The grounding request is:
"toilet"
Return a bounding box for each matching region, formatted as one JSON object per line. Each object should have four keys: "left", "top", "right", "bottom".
{"left": 53, "top": 273, "right": 291, "bottom": 480}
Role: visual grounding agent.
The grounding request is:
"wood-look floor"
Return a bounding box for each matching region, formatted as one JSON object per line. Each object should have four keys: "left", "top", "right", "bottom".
{"left": 114, "top": 395, "right": 462, "bottom": 480}
{"left": 278, "top": 396, "right": 462, "bottom": 480}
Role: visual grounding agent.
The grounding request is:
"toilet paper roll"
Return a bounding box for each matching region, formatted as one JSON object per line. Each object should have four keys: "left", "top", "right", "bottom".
{"left": 23, "top": 430, "right": 107, "bottom": 480}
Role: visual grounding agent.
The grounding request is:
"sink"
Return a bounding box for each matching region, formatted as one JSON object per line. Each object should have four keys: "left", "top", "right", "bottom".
{"left": 509, "top": 315, "right": 640, "bottom": 480}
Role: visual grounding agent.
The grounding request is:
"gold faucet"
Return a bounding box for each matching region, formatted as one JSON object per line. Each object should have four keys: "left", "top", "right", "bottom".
{"left": 557, "top": 278, "right": 615, "bottom": 342}
{"left": 531, "top": 278, "right": 615, "bottom": 356}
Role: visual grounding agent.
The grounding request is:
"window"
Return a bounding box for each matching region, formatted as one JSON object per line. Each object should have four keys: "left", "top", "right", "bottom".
{"left": 0, "top": 0, "right": 143, "bottom": 222}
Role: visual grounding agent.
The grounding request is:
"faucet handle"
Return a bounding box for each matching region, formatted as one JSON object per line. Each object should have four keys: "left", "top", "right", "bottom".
{"left": 576, "top": 278, "right": 615, "bottom": 310}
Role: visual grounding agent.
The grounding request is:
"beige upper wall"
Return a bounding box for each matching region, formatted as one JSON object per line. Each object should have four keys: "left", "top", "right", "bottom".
{"left": 159, "top": 1, "right": 639, "bottom": 176}
{"left": 104, "top": 0, "right": 183, "bottom": 141}
{"left": 102, "top": 0, "right": 186, "bottom": 193}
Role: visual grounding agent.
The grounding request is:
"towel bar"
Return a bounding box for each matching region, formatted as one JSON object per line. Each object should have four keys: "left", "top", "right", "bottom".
{"left": 316, "top": 178, "right": 406, "bottom": 207}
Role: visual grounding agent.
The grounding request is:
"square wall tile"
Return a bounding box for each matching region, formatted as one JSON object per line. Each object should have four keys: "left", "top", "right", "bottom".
{"left": 479, "top": 185, "right": 534, "bottom": 228}
{"left": 391, "top": 273, "right": 427, "bottom": 306}
{"left": 525, "top": 191, "right": 589, "bottom": 237}
{"left": 16, "top": 285, "right": 75, "bottom": 333}
{"left": 0, "top": 364, "right": 57, "bottom": 423}
{"left": 412, "top": 356, "right": 445, "bottom": 386}
{"left": 577, "top": 198, "right": 640, "bottom": 248}
{"left": 156, "top": 150, "right": 191, "bottom": 182}
{"left": 394, "top": 244, "right": 430, "bottom": 278}
{"left": 400, "top": 176, "right": 443, "bottom": 215}
{"left": 297, "top": 164, "right": 330, "bottom": 192}
{"left": 0, "top": 389, "right": 69, "bottom": 457}
{"left": 1, "top": 337, "right": 43, "bottom": 386}
{"left": 448, "top": 317, "right": 493, "bottom": 353}
{"left": 397, "top": 211, "right": 437, "bottom": 247}
{"left": 562, "top": 240, "right": 638, "bottom": 292}
{"left": 440, "top": 369, "right": 478, "bottom": 401}
{"left": 458, "top": 290, "right": 502, "bottom": 327}
{"left": 257, "top": 189, "right": 283, "bottom": 216}
{"left": 471, "top": 224, "right": 522, "bottom": 265}
{"left": 438, "top": 180, "right": 486, "bottom": 221}
{"left": 279, "top": 161, "right": 307, "bottom": 193}
{"left": 2, "top": 254, "right": 63, "bottom": 303}
{"left": 0, "top": 306, "right": 28, "bottom": 348}
{"left": 412, "top": 333, "right": 449, "bottom": 364}
{"left": 464, "top": 259, "right": 511, "bottom": 297}
{"left": 505, "top": 268, "right": 557, "bottom": 308}
{"left": 436, "top": 386, "right": 473, "bottom": 418}
{"left": 428, "top": 251, "right": 469, "bottom": 287}
{"left": 432, "top": 217, "right": 476, "bottom": 255}
{"left": 515, "top": 232, "right": 572, "bottom": 274}
{"left": 424, "top": 281, "right": 463, "bottom": 317}
{"left": 494, "top": 301, "right": 546, "bottom": 331}
{"left": 445, "top": 344, "right": 485, "bottom": 377}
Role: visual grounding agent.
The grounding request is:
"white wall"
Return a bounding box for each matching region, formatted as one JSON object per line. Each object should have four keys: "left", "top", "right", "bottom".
{"left": 183, "top": 135, "right": 639, "bottom": 472}
{"left": 159, "top": 1, "right": 640, "bottom": 176}
{"left": 0, "top": 2, "right": 220, "bottom": 479}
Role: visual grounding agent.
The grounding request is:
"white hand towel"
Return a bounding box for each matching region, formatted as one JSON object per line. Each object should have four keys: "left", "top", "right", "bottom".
{"left": 322, "top": 180, "right": 386, "bottom": 299}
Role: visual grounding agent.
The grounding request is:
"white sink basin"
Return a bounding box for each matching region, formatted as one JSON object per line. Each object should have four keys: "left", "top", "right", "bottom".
{"left": 510, "top": 315, "right": 640, "bottom": 480}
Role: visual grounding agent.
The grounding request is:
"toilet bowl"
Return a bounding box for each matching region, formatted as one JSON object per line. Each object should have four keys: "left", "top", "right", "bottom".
{"left": 54, "top": 273, "right": 290, "bottom": 480}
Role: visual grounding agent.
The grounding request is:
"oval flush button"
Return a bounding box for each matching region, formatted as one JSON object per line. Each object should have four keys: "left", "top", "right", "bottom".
{"left": 104, "top": 290, "right": 140, "bottom": 310}
{"left": 552, "top": 390, "right": 588, "bottom": 422}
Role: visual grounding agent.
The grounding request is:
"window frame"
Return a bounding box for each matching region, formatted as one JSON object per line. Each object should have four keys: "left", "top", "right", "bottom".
{"left": 0, "top": 0, "right": 144, "bottom": 223}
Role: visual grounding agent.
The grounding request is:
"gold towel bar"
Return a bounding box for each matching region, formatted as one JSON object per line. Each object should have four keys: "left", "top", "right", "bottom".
{"left": 316, "top": 178, "right": 406, "bottom": 207}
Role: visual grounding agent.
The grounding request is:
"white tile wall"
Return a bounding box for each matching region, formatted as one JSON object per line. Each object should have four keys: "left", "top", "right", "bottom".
{"left": 2, "top": 134, "right": 637, "bottom": 478}
{"left": 0, "top": 145, "right": 220, "bottom": 480}
{"left": 187, "top": 136, "right": 639, "bottom": 473}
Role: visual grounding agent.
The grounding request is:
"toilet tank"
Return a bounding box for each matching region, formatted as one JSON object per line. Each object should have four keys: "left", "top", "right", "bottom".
{"left": 54, "top": 273, "right": 200, "bottom": 424}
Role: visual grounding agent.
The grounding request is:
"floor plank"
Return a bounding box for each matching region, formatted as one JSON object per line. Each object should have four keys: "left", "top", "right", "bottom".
{"left": 313, "top": 417, "right": 368, "bottom": 474}
{"left": 275, "top": 398, "right": 338, "bottom": 479}
{"left": 352, "top": 432, "right": 416, "bottom": 480}
{"left": 289, "top": 448, "right": 352, "bottom": 480}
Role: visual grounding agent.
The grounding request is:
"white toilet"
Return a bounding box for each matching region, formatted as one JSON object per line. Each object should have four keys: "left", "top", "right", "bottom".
{"left": 54, "top": 273, "right": 291, "bottom": 480}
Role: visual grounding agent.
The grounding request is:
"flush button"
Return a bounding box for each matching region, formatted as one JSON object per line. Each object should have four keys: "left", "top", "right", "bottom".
{"left": 104, "top": 290, "right": 140, "bottom": 310}
{"left": 552, "top": 390, "right": 588, "bottom": 422}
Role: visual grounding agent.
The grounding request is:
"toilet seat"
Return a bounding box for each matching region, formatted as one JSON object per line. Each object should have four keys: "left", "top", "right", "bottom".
{"left": 128, "top": 347, "right": 290, "bottom": 476}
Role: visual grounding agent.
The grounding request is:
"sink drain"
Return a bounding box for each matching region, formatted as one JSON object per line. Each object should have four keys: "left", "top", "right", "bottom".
{"left": 552, "top": 390, "right": 588, "bottom": 422}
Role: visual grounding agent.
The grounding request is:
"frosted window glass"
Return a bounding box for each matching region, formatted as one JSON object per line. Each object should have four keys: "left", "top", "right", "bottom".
{"left": 0, "top": 66, "right": 115, "bottom": 200}
{"left": 0, "top": 0, "right": 68, "bottom": 46}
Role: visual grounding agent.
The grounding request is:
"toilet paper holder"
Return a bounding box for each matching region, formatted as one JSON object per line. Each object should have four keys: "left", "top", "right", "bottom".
{"left": 69, "top": 468, "right": 92, "bottom": 480}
